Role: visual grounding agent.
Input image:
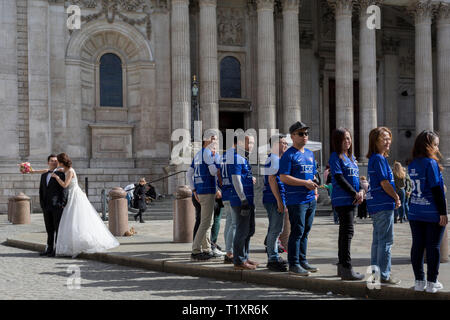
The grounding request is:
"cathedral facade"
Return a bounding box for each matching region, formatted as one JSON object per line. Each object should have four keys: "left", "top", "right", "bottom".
{"left": 1, "top": 0, "right": 450, "bottom": 212}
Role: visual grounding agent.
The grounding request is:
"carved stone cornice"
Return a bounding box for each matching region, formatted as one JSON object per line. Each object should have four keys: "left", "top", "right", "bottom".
{"left": 198, "top": 0, "right": 216, "bottom": 7}
{"left": 355, "top": 0, "right": 382, "bottom": 14}
{"left": 407, "top": 0, "right": 435, "bottom": 25}
{"left": 256, "top": 0, "right": 275, "bottom": 11}
{"left": 70, "top": 0, "right": 152, "bottom": 40}
{"left": 382, "top": 35, "right": 400, "bottom": 55}
{"left": 436, "top": 2, "right": 450, "bottom": 24}
{"left": 281, "top": 0, "right": 300, "bottom": 13}
{"left": 327, "top": 0, "right": 355, "bottom": 16}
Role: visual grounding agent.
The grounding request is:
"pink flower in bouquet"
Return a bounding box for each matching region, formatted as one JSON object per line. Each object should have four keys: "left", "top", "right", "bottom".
{"left": 19, "top": 162, "right": 33, "bottom": 174}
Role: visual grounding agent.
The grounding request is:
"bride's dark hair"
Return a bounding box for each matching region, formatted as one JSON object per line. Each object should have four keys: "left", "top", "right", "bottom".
{"left": 57, "top": 153, "right": 72, "bottom": 168}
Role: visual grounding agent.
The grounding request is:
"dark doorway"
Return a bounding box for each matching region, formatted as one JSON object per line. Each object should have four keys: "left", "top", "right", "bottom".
{"left": 219, "top": 111, "right": 245, "bottom": 150}
{"left": 328, "top": 79, "right": 360, "bottom": 159}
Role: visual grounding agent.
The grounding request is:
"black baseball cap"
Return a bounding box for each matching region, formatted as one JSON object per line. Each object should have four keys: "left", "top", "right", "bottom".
{"left": 289, "top": 121, "right": 310, "bottom": 134}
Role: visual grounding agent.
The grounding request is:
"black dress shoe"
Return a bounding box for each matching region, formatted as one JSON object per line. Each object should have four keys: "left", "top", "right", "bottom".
{"left": 48, "top": 250, "right": 56, "bottom": 257}
{"left": 40, "top": 250, "right": 51, "bottom": 256}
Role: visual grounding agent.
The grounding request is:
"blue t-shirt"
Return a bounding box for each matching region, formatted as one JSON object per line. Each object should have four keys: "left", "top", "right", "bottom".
{"left": 190, "top": 148, "right": 218, "bottom": 194}
{"left": 279, "top": 146, "right": 316, "bottom": 205}
{"left": 225, "top": 148, "right": 254, "bottom": 207}
{"left": 262, "top": 153, "right": 286, "bottom": 205}
{"left": 366, "top": 153, "right": 395, "bottom": 214}
{"left": 408, "top": 157, "right": 445, "bottom": 223}
{"left": 329, "top": 152, "right": 360, "bottom": 207}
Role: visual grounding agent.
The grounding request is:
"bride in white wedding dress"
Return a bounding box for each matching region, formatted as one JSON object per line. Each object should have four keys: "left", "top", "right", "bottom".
{"left": 51, "top": 153, "right": 120, "bottom": 257}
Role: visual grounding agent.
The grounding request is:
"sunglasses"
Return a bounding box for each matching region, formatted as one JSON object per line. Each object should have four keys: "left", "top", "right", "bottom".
{"left": 294, "top": 132, "right": 309, "bottom": 137}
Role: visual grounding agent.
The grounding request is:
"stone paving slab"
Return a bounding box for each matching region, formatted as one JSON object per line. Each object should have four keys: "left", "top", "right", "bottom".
{"left": 3, "top": 214, "right": 450, "bottom": 300}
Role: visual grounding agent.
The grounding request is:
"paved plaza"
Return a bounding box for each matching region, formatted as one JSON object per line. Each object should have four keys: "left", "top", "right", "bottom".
{"left": 2, "top": 213, "right": 449, "bottom": 300}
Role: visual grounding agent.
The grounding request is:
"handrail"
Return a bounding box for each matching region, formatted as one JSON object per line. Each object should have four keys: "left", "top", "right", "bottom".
{"left": 147, "top": 170, "right": 187, "bottom": 184}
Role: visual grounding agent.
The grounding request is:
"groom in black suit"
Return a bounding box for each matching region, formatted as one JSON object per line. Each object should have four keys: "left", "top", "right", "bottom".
{"left": 39, "top": 154, "right": 68, "bottom": 257}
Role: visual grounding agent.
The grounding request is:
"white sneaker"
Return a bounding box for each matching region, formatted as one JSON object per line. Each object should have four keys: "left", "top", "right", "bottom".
{"left": 434, "top": 281, "right": 443, "bottom": 290}
{"left": 414, "top": 280, "right": 426, "bottom": 291}
{"left": 426, "top": 281, "right": 442, "bottom": 293}
{"left": 212, "top": 248, "right": 225, "bottom": 257}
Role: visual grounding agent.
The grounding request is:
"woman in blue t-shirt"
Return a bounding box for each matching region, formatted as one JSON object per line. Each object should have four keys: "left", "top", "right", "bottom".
{"left": 366, "top": 127, "right": 401, "bottom": 285}
{"left": 408, "top": 130, "right": 448, "bottom": 293}
{"left": 329, "top": 128, "right": 365, "bottom": 280}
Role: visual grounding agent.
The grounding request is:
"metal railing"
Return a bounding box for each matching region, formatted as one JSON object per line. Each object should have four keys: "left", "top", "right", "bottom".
{"left": 99, "top": 170, "right": 187, "bottom": 220}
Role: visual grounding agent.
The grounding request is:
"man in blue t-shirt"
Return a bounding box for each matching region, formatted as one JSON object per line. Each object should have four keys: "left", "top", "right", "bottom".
{"left": 186, "top": 131, "right": 222, "bottom": 261}
{"left": 279, "top": 121, "right": 319, "bottom": 276}
{"left": 225, "top": 134, "right": 257, "bottom": 270}
{"left": 263, "top": 134, "right": 288, "bottom": 272}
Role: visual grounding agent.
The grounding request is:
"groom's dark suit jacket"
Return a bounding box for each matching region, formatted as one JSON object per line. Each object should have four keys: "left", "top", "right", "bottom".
{"left": 39, "top": 171, "right": 68, "bottom": 211}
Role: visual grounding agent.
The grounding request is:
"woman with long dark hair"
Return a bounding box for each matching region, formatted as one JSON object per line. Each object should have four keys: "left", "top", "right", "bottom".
{"left": 408, "top": 130, "right": 448, "bottom": 293}
{"left": 328, "top": 128, "right": 364, "bottom": 280}
{"left": 51, "top": 153, "right": 119, "bottom": 257}
{"left": 366, "top": 127, "right": 401, "bottom": 285}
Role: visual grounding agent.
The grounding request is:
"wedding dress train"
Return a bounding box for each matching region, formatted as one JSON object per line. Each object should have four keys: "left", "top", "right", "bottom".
{"left": 56, "top": 168, "right": 120, "bottom": 257}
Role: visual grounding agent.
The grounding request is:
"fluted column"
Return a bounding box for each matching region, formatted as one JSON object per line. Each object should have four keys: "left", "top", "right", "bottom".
{"left": 410, "top": 0, "right": 434, "bottom": 134}
{"left": 199, "top": 0, "right": 219, "bottom": 132}
{"left": 329, "top": 0, "right": 354, "bottom": 135}
{"left": 437, "top": 3, "right": 450, "bottom": 164}
{"left": 171, "top": 0, "right": 191, "bottom": 133}
{"left": 281, "top": 0, "right": 301, "bottom": 133}
{"left": 383, "top": 36, "right": 400, "bottom": 162}
{"left": 358, "top": 0, "right": 378, "bottom": 162}
{"left": 257, "top": 0, "right": 276, "bottom": 132}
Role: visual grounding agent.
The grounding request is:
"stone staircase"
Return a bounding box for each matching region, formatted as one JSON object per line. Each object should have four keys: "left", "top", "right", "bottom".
{"left": 136, "top": 185, "right": 333, "bottom": 221}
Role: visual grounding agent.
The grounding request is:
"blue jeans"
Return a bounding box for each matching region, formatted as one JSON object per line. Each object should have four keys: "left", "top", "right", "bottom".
{"left": 232, "top": 204, "right": 255, "bottom": 265}
{"left": 394, "top": 189, "right": 406, "bottom": 221}
{"left": 370, "top": 210, "right": 394, "bottom": 280}
{"left": 409, "top": 220, "right": 445, "bottom": 283}
{"left": 287, "top": 200, "right": 317, "bottom": 266}
{"left": 264, "top": 202, "right": 285, "bottom": 262}
{"left": 223, "top": 201, "right": 237, "bottom": 254}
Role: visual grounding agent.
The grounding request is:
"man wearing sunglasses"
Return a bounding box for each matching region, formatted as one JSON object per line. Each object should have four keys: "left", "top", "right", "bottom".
{"left": 279, "top": 121, "right": 319, "bottom": 276}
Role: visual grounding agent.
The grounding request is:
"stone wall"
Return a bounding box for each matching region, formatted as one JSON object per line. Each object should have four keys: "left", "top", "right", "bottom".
{"left": 0, "top": 167, "right": 173, "bottom": 213}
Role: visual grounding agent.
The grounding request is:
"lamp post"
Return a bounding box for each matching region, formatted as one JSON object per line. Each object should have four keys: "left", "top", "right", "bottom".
{"left": 191, "top": 75, "right": 200, "bottom": 140}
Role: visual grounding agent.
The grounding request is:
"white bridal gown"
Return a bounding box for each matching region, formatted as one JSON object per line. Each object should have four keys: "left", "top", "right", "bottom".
{"left": 56, "top": 168, "right": 120, "bottom": 257}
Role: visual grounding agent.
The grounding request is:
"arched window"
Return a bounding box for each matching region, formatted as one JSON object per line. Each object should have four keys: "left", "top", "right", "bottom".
{"left": 100, "top": 53, "right": 123, "bottom": 107}
{"left": 220, "top": 56, "right": 241, "bottom": 98}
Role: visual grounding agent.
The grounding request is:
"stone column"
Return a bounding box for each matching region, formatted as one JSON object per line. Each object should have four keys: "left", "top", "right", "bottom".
{"left": 437, "top": 3, "right": 450, "bottom": 164}
{"left": 329, "top": 0, "right": 354, "bottom": 135}
{"left": 358, "top": 0, "right": 378, "bottom": 162}
{"left": 383, "top": 36, "right": 400, "bottom": 162}
{"left": 170, "top": 0, "right": 191, "bottom": 191}
{"left": 28, "top": 0, "right": 51, "bottom": 159}
{"left": 410, "top": 0, "right": 434, "bottom": 134}
{"left": 199, "top": 0, "right": 219, "bottom": 132}
{"left": 171, "top": 0, "right": 191, "bottom": 133}
{"left": 0, "top": 0, "right": 19, "bottom": 162}
{"left": 257, "top": 0, "right": 276, "bottom": 132}
{"left": 281, "top": 0, "right": 301, "bottom": 133}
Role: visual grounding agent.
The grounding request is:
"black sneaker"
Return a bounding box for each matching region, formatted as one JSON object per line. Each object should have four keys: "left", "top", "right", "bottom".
{"left": 267, "top": 260, "right": 288, "bottom": 272}
{"left": 277, "top": 257, "right": 288, "bottom": 265}
{"left": 191, "top": 252, "right": 213, "bottom": 261}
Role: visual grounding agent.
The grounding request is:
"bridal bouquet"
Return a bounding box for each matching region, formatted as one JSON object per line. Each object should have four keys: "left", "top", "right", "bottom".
{"left": 18, "top": 162, "right": 33, "bottom": 174}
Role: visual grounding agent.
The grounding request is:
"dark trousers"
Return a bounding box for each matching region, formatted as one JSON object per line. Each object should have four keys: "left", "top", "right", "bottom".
{"left": 211, "top": 202, "right": 222, "bottom": 244}
{"left": 335, "top": 205, "right": 356, "bottom": 268}
{"left": 192, "top": 194, "right": 202, "bottom": 240}
{"left": 232, "top": 205, "right": 256, "bottom": 265}
{"left": 409, "top": 220, "right": 445, "bottom": 283}
{"left": 43, "top": 207, "right": 63, "bottom": 251}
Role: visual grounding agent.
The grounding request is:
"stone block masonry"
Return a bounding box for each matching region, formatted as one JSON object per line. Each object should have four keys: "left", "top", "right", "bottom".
{"left": 0, "top": 168, "right": 168, "bottom": 213}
